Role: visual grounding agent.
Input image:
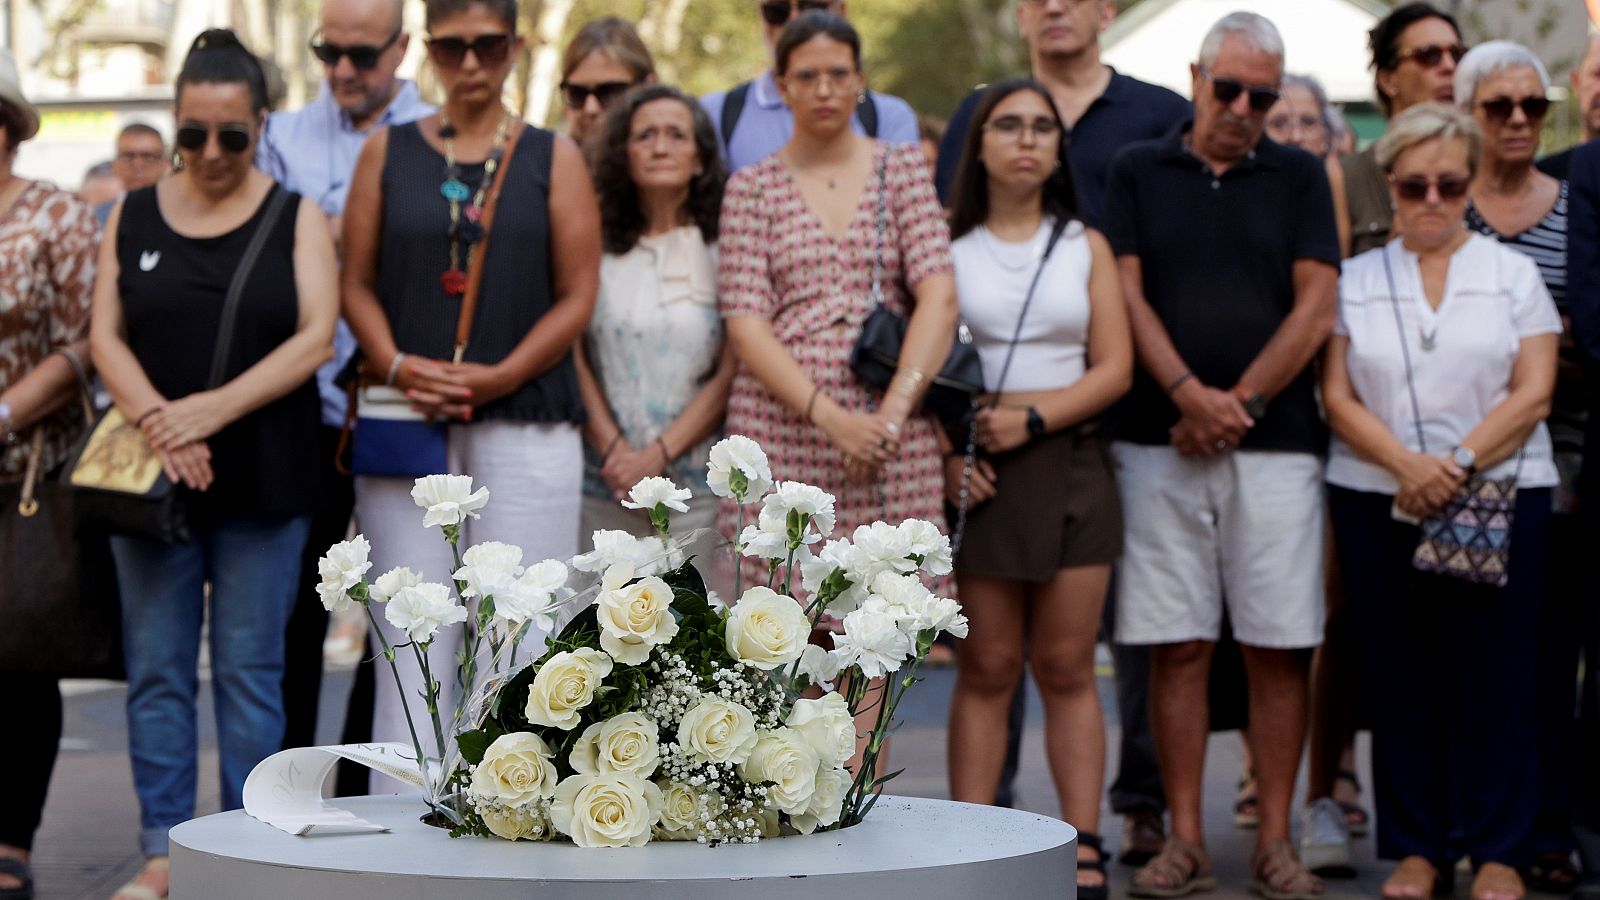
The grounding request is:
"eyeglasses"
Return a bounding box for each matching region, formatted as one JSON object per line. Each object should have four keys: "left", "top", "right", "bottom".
{"left": 309, "top": 26, "right": 402, "bottom": 70}
{"left": 116, "top": 149, "right": 165, "bottom": 164}
{"left": 1019, "top": 0, "right": 1098, "bottom": 7}
{"left": 1395, "top": 43, "right": 1467, "bottom": 69}
{"left": 1389, "top": 173, "right": 1471, "bottom": 202}
{"left": 426, "top": 33, "right": 513, "bottom": 69}
{"left": 1265, "top": 113, "right": 1325, "bottom": 135}
{"left": 560, "top": 80, "right": 634, "bottom": 110}
{"left": 758, "top": 0, "right": 834, "bottom": 26}
{"left": 983, "top": 114, "right": 1062, "bottom": 141}
{"left": 175, "top": 123, "right": 252, "bottom": 154}
{"left": 1479, "top": 95, "right": 1551, "bottom": 124}
{"left": 1199, "top": 67, "right": 1279, "bottom": 112}
{"left": 783, "top": 66, "right": 858, "bottom": 93}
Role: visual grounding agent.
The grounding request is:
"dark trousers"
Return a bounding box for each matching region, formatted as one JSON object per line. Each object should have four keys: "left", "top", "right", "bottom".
{"left": 1531, "top": 512, "right": 1584, "bottom": 858}
{"left": 1330, "top": 485, "right": 1549, "bottom": 869}
{"left": 1106, "top": 583, "right": 1165, "bottom": 815}
{"left": 1576, "top": 500, "right": 1600, "bottom": 886}
{"left": 0, "top": 676, "right": 61, "bottom": 850}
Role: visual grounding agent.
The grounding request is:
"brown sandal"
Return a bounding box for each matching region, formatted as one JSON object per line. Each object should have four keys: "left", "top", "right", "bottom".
{"left": 1471, "top": 862, "right": 1526, "bottom": 900}
{"left": 1252, "top": 838, "right": 1324, "bottom": 900}
{"left": 1129, "top": 837, "right": 1218, "bottom": 898}
{"left": 1383, "top": 856, "right": 1440, "bottom": 900}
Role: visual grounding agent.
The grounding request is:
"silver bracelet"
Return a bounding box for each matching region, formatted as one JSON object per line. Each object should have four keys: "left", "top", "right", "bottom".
{"left": 385, "top": 352, "right": 408, "bottom": 387}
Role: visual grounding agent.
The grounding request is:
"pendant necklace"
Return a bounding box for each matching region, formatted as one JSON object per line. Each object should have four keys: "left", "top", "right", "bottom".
{"left": 1419, "top": 323, "right": 1438, "bottom": 352}
{"left": 438, "top": 110, "right": 511, "bottom": 296}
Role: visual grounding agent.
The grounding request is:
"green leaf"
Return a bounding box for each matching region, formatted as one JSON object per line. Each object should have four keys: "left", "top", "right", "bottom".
{"left": 455, "top": 725, "right": 500, "bottom": 766}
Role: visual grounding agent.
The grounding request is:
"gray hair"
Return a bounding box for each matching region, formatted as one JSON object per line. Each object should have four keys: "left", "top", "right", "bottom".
{"left": 1282, "top": 73, "right": 1333, "bottom": 131}
{"left": 1375, "top": 101, "right": 1482, "bottom": 174}
{"left": 1453, "top": 40, "right": 1550, "bottom": 108}
{"left": 1198, "top": 11, "right": 1285, "bottom": 68}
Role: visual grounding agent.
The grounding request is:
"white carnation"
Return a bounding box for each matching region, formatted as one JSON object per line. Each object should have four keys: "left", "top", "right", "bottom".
{"left": 833, "top": 599, "right": 913, "bottom": 678}
{"left": 384, "top": 582, "right": 468, "bottom": 643}
{"left": 620, "top": 476, "right": 692, "bottom": 513}
{"left": 315, "top": 535, "right": 372, "bottom": 612}
{"left": 898, "top": 519, "right": 953, "bottom": 576}
{"left": 573, "top": 530, "right": 669, "bottom": 576}
{"left": 410, "top": 474, "right": 489, "bottom": 527}
{"left": 705, "top": 434, "right": 773, "bottom": 503}
{"left": 796, "top": 644, "right": 842, "bottom": 691}
{"left": 369, "top": 566, "right": 422, "bottom": 604}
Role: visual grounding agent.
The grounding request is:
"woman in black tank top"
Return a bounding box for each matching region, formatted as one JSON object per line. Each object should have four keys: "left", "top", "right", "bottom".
{"left": 338, "top": 0, "right": 601, "bottom": 780}
{"left": 87, "top": 30, "right": 338, "bottom": 896}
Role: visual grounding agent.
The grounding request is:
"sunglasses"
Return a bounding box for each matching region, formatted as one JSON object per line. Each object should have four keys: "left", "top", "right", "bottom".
{"left": 1200, "top": 67, "right": 1279, "bottom": 112}
{"left": 175, "top": 123, "right": 252, "bottom": 154}
{"left": 1396, "top": 43, "right": 1467, "bottom": 69}
{"left": 426, "top": 33, "right": 513, "bottom": 69}
{"left": 560, "top": 80, "right": 633, "bottom": 110}
{"left": 758, "top": 0, "right": 833, "bottom": 26}
{"left": 309, "top": 26, "right": 401, "bottom": 70}
{"left": 1479, "top": 95, "right": 1551, "bottom": 124}
{"left": 1390, "top": 174, "right": 1471, "bottom": 202}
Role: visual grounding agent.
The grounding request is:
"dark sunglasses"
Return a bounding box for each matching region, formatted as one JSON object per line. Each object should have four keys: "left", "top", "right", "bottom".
{"left": 1390, "top": 174, "right": 1471, "bottom": 202}
{"left": 1200, "top": 67, "right": 1279, "bottom": 112}
{"left": 1396, "top": 43, "right": 1467, "bottom": 69}
{"left": 1479, "top": 95, "right": 1551, "bottom": 124}
{"left": 175, "top": 123, "right": 252, "bottom": 154}
{"left": 426, "top": 33, "right": 513, "bottom": 69}
{"left": 758, "top": 0, "right": 833, "bottom": 26}
{"left": 560, "top": 80, "right": 633, "bottom": 110}
{"left": 309, "top": 26, "right": 401, "bottom": 70}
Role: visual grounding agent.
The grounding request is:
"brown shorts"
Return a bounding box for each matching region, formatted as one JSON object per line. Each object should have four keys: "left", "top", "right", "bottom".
{"left": 953, "top": 425, "right": 1123, "bottom": 582}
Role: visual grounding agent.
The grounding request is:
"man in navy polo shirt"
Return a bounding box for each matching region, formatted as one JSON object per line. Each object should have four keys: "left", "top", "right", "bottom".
{"left": 1103, "top": 12, "right": 1338, "bottom": 898}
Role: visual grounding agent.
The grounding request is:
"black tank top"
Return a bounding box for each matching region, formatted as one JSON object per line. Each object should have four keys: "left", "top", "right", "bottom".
{"left": 376, "top": 121, "right": 584, "bottom": 424}
{"left": 116, "top": 183, "right": 321, "bottom": 520}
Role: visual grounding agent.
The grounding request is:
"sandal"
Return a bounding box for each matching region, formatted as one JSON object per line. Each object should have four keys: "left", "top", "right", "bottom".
{"left": 1251, "top": 838, "right": 1324, "bottom": 900}
{"left": 1471, "top": 862, "right": 1526, "bottom": 900}
{"left": 1235, "top": 768, "right": 1260, "bottom": 829}
{"left": 1383, "top": 856, "right": 1440, "bottom": 900}
{"left": 1526, "top": 852, "right": 1580, "bottom": 894}
{"left": 110, "top": 856, "right": 169, "bottom": 900}
{"left": 1120, "top": 809, "right": 1166, "bottom": 866}
{"left": 1332, "top": 769, "right": 1371, "bottom": 837}
{"left": 1077, "top": 832, "right": 1109, "bottom": 900}
{"left": 0, "top": 857, "right": 32, "bottom": 900}
{"left": 1129, "top": 837, "right": 1218, "bottom": 898}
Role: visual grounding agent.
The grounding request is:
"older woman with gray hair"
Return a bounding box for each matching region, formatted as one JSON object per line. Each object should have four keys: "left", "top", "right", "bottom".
{"left": 1456, "top": 40, "right": 1584, "bottom": 894}
{"left": 1324, "top": 101, "right": 1559, "bottom": 900}
{"left": 1265, "top": 74, "right": 1335, "bottom": 158}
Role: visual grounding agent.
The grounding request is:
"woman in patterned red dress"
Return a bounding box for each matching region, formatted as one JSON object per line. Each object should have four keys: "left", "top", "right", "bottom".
{"left": 717, "top": 12, "right": 957, "bottom": 568}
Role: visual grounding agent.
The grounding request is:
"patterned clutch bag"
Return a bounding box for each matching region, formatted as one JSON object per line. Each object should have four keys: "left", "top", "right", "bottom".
{"left": 1411, "top": 475, "right": 1517, "bottom": 588}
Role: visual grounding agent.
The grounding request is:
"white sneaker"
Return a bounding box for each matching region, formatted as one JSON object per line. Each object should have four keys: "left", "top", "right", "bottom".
{"left": 1300, "top": 797, "right": 1355, "bottom": 877}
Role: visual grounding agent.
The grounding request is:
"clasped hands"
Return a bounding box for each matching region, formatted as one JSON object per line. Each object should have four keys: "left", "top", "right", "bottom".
{"left": 1170, "top": 380, "right": 1255, "bottom": 458}
{"left": 821, "top": 403, "right": 905, "bottom": 484}
{"left": 140, "top": 392, "right": 230, "bottom": 491}
{"left": 1391, "top": 450, "right": 1468, "bottom": 519}
{"left": 395, "top": 356, "right": 514, "bottom": 423}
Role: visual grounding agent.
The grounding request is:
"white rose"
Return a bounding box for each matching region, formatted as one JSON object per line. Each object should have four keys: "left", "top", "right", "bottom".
{"left": 469, "top": 732, "right": 559, "bottom": 807}
{"left": 621, "top": 476, "right": 692, "bottom": 513}
{"left": 833, "top": 599, "right": 912, "bottom": 678}
{"left": 595, "top": 565, "right": 680, "bottom": 665}
{"left": 850, "top": 522, "right": 917, "bottom": 575}
{"left": 568, "top": 713, "right": 660, "bottom": 776}
{"left": 796, "top": 644, "right": 842, "bottom": 691}
{"left": 524, "top": 647, "right": 614, "bottom": 730}
{"left": 676, "top": 697, "right": 758, "bottom": 765}
{"left": 655, "top": 780, "right": 706, "bottom": 839}
{"left": 724, "top": 586, "right": 809, "bottom": 670}
{"left": 369, "top": 566, "right": 422, "bottom": 604}
{"left": 410, "top": 474, "right": 489, "bottom": 527}
{"left": 738, "top": 727, "right": 821, "bottom": 815}
{"left": 573, "top": 530, "right": 669, "bottom": 575}
{"left": 791, "top": 765, "right": 851, "bottom": 834}
{"left": 315, "top": 535, "right": 372, "bottom": 612}
{"left": 479, "top": 801, "right": 552, "bottom": 841}
{"left": 785, "top": 692, "right": 855, "bottom": 767}
{"left": 898, "top": 519, "right": 952, "bottom": 576}
{"left": 384, "top": 582, "right": 468, "bottom": 644}
{"left": 706, "top": 435, "right": 774, "bottom": 503}
{"left": 496, "top": 559, "right": 568, "bottom": 631}
{"left": 549, "top": 773, "right": 664, "bottom": 848}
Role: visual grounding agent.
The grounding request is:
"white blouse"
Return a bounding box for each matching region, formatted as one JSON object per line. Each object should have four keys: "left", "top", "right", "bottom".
{"left": 951, "top": 218, "right": 1092, "bottom": 393}
{"left": 1327, "top": 233, "right": 1562, "bottom": 493}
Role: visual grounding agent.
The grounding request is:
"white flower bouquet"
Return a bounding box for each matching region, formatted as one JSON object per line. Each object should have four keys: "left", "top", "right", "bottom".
{"left": 315, "top": 436, "right": 965, "bottom": 847}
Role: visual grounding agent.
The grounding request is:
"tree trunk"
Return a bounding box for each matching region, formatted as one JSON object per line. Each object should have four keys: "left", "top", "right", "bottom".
{"left": 524, "top": 0, "right": 574, "bottom": 125}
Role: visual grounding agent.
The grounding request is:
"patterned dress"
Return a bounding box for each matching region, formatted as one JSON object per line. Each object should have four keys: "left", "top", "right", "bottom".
{"left": 0, "top": 181, "right": 98, "bottom": 483}
{"left": 717, "top": 141, "right": 952, "bottom": 572}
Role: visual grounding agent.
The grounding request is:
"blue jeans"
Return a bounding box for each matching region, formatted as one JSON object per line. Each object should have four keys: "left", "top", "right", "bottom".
{"left": 112, "top": 513, "right": 311, "bottom": 857}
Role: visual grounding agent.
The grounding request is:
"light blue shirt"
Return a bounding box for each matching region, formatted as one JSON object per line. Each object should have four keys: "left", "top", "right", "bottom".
{"left": 259, "top": 80, "right": 434, "bottom": 427}
{"left": 700, "top": 69, "right": 919, "bottom": 172}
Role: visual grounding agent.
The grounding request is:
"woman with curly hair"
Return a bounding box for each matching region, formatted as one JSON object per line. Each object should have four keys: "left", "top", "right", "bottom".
{"left": 575, "top": 84, "right": 734, "bottom": 536}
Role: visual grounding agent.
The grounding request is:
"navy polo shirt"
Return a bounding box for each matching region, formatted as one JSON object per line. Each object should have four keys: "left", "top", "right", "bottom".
{"left": 934, "top": 68, "right": 1190, "bottom": 226}
{"left": 1102, "top": 122, "right": 1340, "bottom": 454}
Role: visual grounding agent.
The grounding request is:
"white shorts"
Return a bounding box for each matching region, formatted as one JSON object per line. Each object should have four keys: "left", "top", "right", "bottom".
{"left": 1112, "top": 442, "right": 1325, "bottom": 649}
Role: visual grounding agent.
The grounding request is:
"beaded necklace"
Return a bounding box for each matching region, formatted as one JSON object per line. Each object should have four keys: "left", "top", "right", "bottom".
{"left": 438, "top": 110, "right": 511, "bottom": 296}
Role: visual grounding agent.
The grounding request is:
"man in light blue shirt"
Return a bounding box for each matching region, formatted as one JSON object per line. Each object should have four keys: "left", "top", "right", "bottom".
{"left": 701, "top": 0, "right": 919, "bottom": 171}
{"left": 256, "top": 0, "right": 432, "bottom": 777}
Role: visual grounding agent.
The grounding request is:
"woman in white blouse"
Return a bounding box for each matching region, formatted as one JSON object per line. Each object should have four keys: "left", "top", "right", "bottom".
{"left": 1322, "top": 102, "right": 1558, "bottom": 900}
{"left": 576, "top": 85, "right": 735, "bottom": 536}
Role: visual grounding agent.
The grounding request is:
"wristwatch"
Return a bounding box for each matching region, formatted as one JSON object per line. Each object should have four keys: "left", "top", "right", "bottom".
{"left": 1026, "top": 406, "right": 1046, "bottom": 440}
{"left": 1452, "top": 445, "right": 1478, "bottom": 476}
{"left": 1237, "top": 390, "right": 1267, "bottom": 420}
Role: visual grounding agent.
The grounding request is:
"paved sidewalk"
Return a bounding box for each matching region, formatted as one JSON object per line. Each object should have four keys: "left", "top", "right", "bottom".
{"left": 27, "top": 659, "right": 1536, "bottom": 899}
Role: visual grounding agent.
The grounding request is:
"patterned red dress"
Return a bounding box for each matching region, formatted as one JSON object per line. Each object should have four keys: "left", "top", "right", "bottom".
{"left": 717, "top": 141, "right": 952, "bottom": 580}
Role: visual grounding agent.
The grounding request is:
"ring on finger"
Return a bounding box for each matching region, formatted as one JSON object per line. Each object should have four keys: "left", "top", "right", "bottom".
{"left": 1215, "top": 439, "right": 1228, "bottom": 450}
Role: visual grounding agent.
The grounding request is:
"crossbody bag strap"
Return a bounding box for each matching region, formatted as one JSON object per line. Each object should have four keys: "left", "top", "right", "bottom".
{"left": 870, "top": 147, "right": 888, "bottom": 309}
{"left": 52, "top": 346, "right": 94, "bottom": 424}
{"left": 988, "top": 216, "right": 1071, "bottom": 398}
{"left": 207, "top": 186, "right": 292, "bottom": 389}
{"left": 1381, "top": 248, "right": 1428, "bottom": 453}
{"left": 454, "top": 121, "right": 525, "bottom": 365}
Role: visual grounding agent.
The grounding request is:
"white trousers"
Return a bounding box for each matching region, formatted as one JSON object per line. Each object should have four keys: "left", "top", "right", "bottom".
{"left": 357, "top": 420, "right": 581, "bottom": 791}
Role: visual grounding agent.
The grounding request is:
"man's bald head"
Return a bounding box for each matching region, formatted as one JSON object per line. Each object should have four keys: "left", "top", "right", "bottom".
{"left": 317, "top": 0, "right": 408, "bottom": 128}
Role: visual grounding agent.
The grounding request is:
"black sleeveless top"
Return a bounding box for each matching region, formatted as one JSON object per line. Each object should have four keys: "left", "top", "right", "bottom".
{"left": 377, "top": 121, "right": 584, "bottom": 424}
{"left": 116, "top": 183, "right": 321, "bottom": 520}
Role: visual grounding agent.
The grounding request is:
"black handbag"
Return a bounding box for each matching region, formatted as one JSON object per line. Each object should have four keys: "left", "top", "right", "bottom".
{"left": 0, "top": 350, "right": 125, "bottom": 678}
{"left": 850, "top": 153, "right": 983, "bottom": 427}
{"left": 67, "top": 186, "right": 290, "bottom": 543}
